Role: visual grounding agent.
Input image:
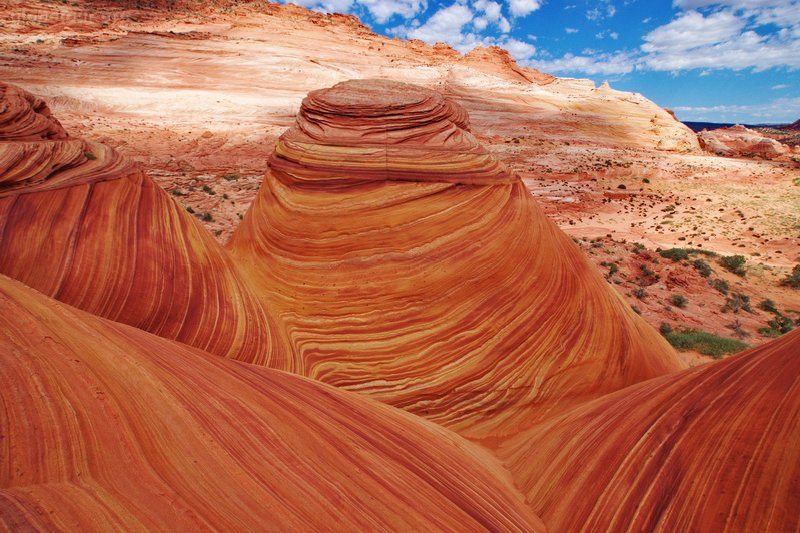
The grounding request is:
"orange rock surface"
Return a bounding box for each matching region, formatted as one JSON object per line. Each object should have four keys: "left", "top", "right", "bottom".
{"left": 0, "top": 274, "right": 544, "bottom": 531}
{"left": 501, "top": 327, "right": 800, "bottom": 532}
{"left": 0, "top": 82, "right": 286, "bottom": 364}
{"left": 229, "top": 79, "right": 685, "bottom": 444}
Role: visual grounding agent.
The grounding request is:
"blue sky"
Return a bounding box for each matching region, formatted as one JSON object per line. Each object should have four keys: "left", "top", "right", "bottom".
{"left": 280, "top": 0, "right": 800, "bottom": 124}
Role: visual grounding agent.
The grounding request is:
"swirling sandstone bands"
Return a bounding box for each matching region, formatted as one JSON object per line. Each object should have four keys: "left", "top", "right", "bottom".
{"left": 501, "top": 328, "right": 800, "bottom": 532}
{"left": 230, "top": 79, "right": 685, "bottom": 443}
{"left": 0, "top": 82, "right": 287, "bottom": 364}
{"left": 0, "top": 275, "right": 544, "bottom": 532}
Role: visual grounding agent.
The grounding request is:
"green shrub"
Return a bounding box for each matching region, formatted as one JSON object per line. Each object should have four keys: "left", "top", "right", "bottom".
{"left": 659, "top": 248, "right": 690, "bottom": 261}
{"left": 671, "top": 294, "right": 688, "bottom": 308}
{"left": 222, "top": 174, "right": 240, "bottom": 181}
{"left": 664, "top": 329, "right": 749, "bottom": 358}
{"left": 781, "top": 264, "right": 800, "bottom": 289}
{"left": 719, "top": 254, "right": 747, "bottom": 276}
{"left": 723, "top": 293, "right": 752, "bottom": 313}
{"left": 759, "top": 299, "right": 778, "bottom": 313}
{"left": 84, "top": 151, "right": 97, "bottom": 160}
{"left": 202, "top": 185, "right": 215, "bottom": 195}
{"left": 710, "top": 278, "right": 729, "bottom": 295}
{"left": 171, "top": 190, "right": 186, "bottom": 197}
{"left": 693, "top": 259, "right": 712, "bottom": 277}
{"left": 659, "top": 322, "right": 673, "bottom": 335}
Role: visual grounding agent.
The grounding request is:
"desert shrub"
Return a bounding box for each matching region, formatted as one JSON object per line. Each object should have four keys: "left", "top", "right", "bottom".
{"left": 693, "top": 259, "right": 713, "bottom": 277}
{"left": 600, "top": 261, "right": 619, "bottom": 276}
{"left": 84, "top": 151, "right": 97, "bottom": 160}
{"left": 659, "top": 322, "right": 673, "bottom": 335}
{"left": 659, "top": 248, "right": 717, "bottom": 261}
{"left": 671, "top": 294, "right": 688, "bottom": 308}
{"left": 719, "top": 254, "right": 747, "bottom": 276}
{"left": 633, "top": 287, "right": 647, "bottom": 300}
{"left": 723, "top": 293, "right": 752, "bottom": 313}
{"left": 710, "top": 278, "right": 729, "bottom": 295}
{"left": 659, "top": 248, "right": 690, "bottom": 261}
{"left": 759, "top": 299, "right": 778, "bottom": 313}
{"left": 222, "top": 174, "right": 240, "bottom": 181}
{"left": 758, "top": 314, "right": 795, "bottom": 337}
{"left": 202, "top": 185, "right": 215, "bottom": 195}
{"left": 200, "top": 212, "right": 213, "bottom": 222}
{"left": 171, "top": 190, "right": 186, "bottom": 197}
{"left": 663, "top": 329, "right": 749, "bottom": 358}
{"left": 781, "top": 264, "right": 800, "bottom": 289}
{"left": 186, "top": 206, "right": 195, "bottom": 214}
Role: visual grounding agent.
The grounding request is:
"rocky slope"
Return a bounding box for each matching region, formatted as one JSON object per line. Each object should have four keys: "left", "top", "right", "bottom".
{"left": 0, "top": 82, "right": 288, "bottom": 364}
{"left": 0, "top": 274, "right": 544, "bottom": 531}
{"left": 501, "top": 327, "right": 800, "bottom": 532}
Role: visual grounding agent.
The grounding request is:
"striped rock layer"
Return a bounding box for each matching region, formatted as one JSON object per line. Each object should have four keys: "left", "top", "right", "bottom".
{"left": 0, "top": 82, "right": 286, "bottom": 365}
{"left": 229, "top": 79, "right": 685, "bottom": 443}
{"left": 501, "top": 328, "right": 800, "bottom": 533}
{"left": 0, "top": 274, "right": 544, "bottom": 532}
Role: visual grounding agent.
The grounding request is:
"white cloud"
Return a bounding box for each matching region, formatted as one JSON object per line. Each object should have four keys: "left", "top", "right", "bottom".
{"left": 672, "top": 96, "right": 800, "bottom": 122}
{"left": 641, "top": 8, "right": 800, "bottom": 70}
{"left": 566, "top": 27, "right": 580, "bottom": 33}
{"left": 595, "top": 30, "right": 620, "bottom": 39}
{"left": 504, "top": 37, "right": 537, "bottom": 59}
{"left": 526, "top": 50, "right": 636, "bottom": 75}
{"left": 642, "top": 10, "right": 745, "bottom": 53}
{"left": 279, "top": 0, "right": 428, "bottom": 22}
{"left": 399, "top": 3, "right": 472, "bottom": 43}
{"left": 507, "top": 0, "right": 542, "bottom": 17}
{"left": 772, "top": 83, "right": 789, "bottom": 89}
{"left": 586, "top": 1, "right": 617, "bottom": 20}
{"left": 357, "top": 0, "right": 427, "bottom": 23}
{"left": 390, "top": 2, "right": 534, "bottom": 57}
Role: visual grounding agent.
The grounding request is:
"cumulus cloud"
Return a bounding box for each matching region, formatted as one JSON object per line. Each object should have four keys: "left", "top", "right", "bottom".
{"left": 642, "top": 10, "right": 745, "bottom": 52}
{"left": 641, "top": 7, "right": 800, "bottom": 70}
{"left": 504, "top": 37, "right": 537, "bottom": 58}
{"left": 566, "top": 27, "right": 580, "bottom": 33}
{"left": 390, "top": 0, "right": 533, "bottom": 54}
{"left": 507, "top": 0, "right": 542, "bottom": 17}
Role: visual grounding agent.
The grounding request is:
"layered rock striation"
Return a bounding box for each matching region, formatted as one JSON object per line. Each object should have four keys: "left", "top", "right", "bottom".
{"left": 501, "top": 328, "right": 800, "bottom": 532}
{"left": 230, "top": 79, "right": 685, "bottom": 444}
{"left": 0, "top": 274, "right": 544, "bottom": 531}
{"left": 0, "top": 82, "right": 286, "bottom": 364}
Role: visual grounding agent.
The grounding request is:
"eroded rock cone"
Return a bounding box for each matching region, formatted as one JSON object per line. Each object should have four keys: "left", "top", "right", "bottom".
{"left": 501, "top": 328, "right": 800, "bottom": 532}
{"left": 0, "top": 82, "right": 287, "bottom": 365}
{"left": 230, "top": 79, "right": 685, "bottom": 444}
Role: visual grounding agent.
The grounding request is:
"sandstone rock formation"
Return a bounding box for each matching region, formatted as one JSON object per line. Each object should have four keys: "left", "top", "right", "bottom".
{"left": 229, "top": 79, "right": 685, "bottom": 444}
{"left": 501, "top": 327, "right": 800, "bottom": 532}
{"left": 698, "top": 124, "right": 790, "bottom": 159}
{"left": 0, "top": 82, "right": 287, "bottom": 364}
{"left": 0, "top": 274, "right": 544, "bottom": 532}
